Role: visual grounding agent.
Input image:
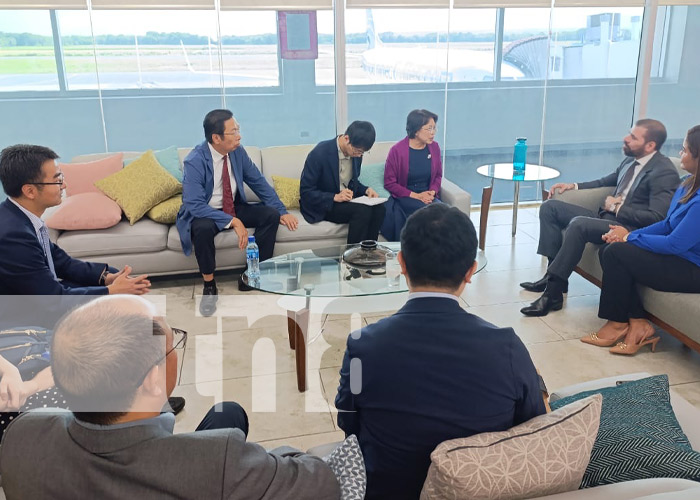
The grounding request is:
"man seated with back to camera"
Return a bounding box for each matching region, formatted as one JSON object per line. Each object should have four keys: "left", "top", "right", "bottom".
{"left": 335, "top": 204, "right": 547, "bottom": 499}
{"left": 0, "top": 296, "right": 340, "bottom": 499}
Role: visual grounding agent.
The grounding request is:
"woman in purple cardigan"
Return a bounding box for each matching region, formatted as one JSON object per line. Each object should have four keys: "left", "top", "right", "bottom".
{"left": 381, "top": 109, "right": 443, "bottom": 240}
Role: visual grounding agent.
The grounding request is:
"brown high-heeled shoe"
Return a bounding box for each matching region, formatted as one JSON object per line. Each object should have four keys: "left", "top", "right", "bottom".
{"left": 609, "top": 336, "right": 661, "bottom": 355}
{"left": 580, "top": 329, "right": 628, "bottom": 347}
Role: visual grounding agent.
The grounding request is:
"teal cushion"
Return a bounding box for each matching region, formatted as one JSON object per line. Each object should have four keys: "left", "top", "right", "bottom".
{"left": 0, "top": 188, "right": 6, "bottom": 203}
{"left": 550, "top": 375, "right": 700, "bottom": 488}
{"left": 358, "top": 163, "right": 390, "bottom": 198}
{"left": 125, "top": 146, "right": 182, "bottom": 182}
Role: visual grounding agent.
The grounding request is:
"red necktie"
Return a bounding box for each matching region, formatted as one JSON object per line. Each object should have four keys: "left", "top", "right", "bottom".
{"left": 221, "top": 154, "right": 236, "bottom": 217}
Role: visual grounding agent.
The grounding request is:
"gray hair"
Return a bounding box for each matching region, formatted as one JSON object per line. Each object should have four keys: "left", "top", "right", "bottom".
{"left": 51, "top": 296, "right": 166, "bottom": 424}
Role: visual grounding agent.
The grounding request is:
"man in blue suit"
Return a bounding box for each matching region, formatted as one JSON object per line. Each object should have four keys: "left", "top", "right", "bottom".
{"left": 176, "top": 109, "right": 298, "bottom": 316}
{"left": 300, "top": 121, "right": 385, "bottom": 244}
{"left": 335, "top": 204, "right": 546, "bottom": 499}
{"left": 0, "top": 144, "right": 151, "bottom": 297}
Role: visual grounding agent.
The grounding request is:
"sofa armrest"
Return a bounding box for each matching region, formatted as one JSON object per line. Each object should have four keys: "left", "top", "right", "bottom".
{"left": 551, "top": 186, "right": 612, "bottom": 213}
{"left": 441, "top": 179, "right": 471, "bottom": 216}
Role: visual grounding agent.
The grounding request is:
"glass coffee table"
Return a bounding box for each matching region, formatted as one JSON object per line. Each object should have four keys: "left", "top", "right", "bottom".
{"left": 477, "top": 163, "right": 560, "bottom": 249}
{"left": 243, "top": 242, "right": 487, "bottom": 391}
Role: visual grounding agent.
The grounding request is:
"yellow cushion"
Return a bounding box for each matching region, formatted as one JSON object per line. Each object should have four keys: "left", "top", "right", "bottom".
{"left": 147, "top": 194, "right": 182, "bottom": 224}
{"left": 95, "top": 150, "right": 181, "bottom": 225}
{"left": 272, "top": 175, "right": 300, "bottom": 210}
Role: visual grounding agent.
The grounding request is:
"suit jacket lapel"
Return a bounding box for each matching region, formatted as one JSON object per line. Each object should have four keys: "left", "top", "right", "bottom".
{"left": 228, "top": 151, "right": 243, "bottom": 199}
{"left": 628, "top": 153, "right": 658, "bottom": 196}
{"left": 330, "top": 139, "right": 341, "bottom": 190}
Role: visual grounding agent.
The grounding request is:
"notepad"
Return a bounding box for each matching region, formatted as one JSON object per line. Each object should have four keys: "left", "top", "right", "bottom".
{"left": 350, "top": 196, "right": 388, "bottom": 206}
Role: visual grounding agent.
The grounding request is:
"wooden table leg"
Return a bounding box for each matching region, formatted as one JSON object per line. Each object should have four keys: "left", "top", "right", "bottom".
{"left": 479, "top": 185, "right": 493, "bottom": 251}
{"left": 287, "top": 308, "right": 309, "bottom": 392}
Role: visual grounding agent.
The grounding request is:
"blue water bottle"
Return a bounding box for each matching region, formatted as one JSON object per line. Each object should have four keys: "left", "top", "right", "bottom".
{"left": 513, "top": 137, "right": 527, "bottom": 173}
{"left": 246, "top": 236, "right": 260, "bottom": 280}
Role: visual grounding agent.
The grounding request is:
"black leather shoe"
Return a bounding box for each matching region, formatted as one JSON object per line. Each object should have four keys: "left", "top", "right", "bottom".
{"left": 199, "top": 284, "right": 218, "bottom": 317}
{"left": 162, "top": 396, "right": 186, "bottom": 415}
{"left": 520, "top": 275, "right": 549, "bottom": 293}
{"left": 520, "top": 293, "right": 564, "bottom": 317}
{"left": 238, "top": 274, "right": 253, "bottom": 292}
{"left": 520, "top": 275, "right": 568, "bottom": 293}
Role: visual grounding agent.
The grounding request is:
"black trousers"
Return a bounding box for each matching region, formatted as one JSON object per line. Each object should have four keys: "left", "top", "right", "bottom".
{"left": 195, "top": 401, "right": 249, "bottom": 436}
{"left": 598, "top": 242, "right": 700, "bottom": 322}
{"left": 191, "top": 203, "right": 280, "bottom": 275}
{"left": 324, "top": 201, "right": 386, "bottom": 244}
{"left": 539, "top": 199, "right": 620, "bottom": 281}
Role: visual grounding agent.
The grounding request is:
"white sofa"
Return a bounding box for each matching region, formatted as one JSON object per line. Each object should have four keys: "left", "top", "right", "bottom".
{"left": 49, "top": 142, "right": 472, "bottom": 276}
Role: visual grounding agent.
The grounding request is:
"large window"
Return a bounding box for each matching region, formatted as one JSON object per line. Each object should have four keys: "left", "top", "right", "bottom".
{"left": 0, "top": 10, "right": 59, "bottom": 92}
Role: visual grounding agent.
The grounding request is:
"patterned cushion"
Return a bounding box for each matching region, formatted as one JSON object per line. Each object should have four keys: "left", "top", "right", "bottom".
{"left": 421, "top": 395, "right": 602, "bottom": 500}
{"left": 95, "top": 150, "right": 181, "bottom": 225}
{"left": 323, "top": 434, "right": 366, "bottom": 500}
{"left": 125, "top": 146, "right": 182, "bottom": 182}
{"left": 358, "top": 163, "right": 391, "bottom": 198}
{"left": 550, "top": 374, "right": 700, "bottom": 488}
{"left": 147, "top": 194, "right": 182, "bottom": 224}
{"left": 271, "top": 175, "right": 300, "bottom": 209}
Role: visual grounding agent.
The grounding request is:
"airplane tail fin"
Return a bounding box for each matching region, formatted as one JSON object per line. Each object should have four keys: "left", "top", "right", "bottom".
{"left": 366, "top": 9, "right": 382, "bottom": 49}
{"left": 180, "top": 40, "right": 195, "bottom": 72}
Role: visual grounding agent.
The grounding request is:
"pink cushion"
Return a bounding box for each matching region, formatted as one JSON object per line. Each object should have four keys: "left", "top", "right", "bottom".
{"left": 60, "top": 153, "right": 124, "bottom": 197}
{"left": 45, "top": 192, "right": 123, "bottom": 230}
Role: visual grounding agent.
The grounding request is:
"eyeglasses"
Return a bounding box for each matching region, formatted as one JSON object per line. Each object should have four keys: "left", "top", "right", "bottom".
{"left": 349, "top": 146, "right": 368, "bottom": 157}
{"left": 222, "top": 127, "right": 241, "bottom": 136}
{"left": 30, "top": 173, "right": 65, "bottom": 186}
{"left": 136, "top": 326, "right": 188, "bottom": 387}
{"left": 421, "top": 126, "right": 437, "bottom": 133}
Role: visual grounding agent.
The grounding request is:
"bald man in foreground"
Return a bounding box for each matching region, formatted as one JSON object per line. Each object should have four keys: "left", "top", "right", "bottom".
{"left": 0, "top": 296, "right": 340, "bottom": 499}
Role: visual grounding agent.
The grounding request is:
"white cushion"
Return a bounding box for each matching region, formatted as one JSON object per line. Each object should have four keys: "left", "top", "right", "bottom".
{"left": 57, "top": 219, "right": 168, "bottom": 257}
{"left": 274, "top": 210, "right": 347, "bottom": 243}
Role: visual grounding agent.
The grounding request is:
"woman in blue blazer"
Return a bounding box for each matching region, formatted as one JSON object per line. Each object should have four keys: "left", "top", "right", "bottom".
{"left": 582, "top": 125, "right": 700, "bottom": 355}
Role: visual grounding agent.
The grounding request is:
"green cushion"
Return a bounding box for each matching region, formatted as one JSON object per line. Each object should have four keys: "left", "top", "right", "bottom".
{"left": 125, "top": 146, "right": 182, "bottom": 183}
{"left": 96, "top": 150, "right": 182, "bottom": 225}
{"left": 271, "top": 175, "right": 300, "bottom": 210}
{"left": 550, "top": 375, "right": 700, "bottom": 488}
{"left": 358, "top": 163, "right": 390, "bottom": 198}
{"left": 147, "top": 194, "right": 182, "bottom": 224}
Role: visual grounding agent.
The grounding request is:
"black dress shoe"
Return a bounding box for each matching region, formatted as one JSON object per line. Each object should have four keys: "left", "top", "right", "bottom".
{"left": 199, "top": 284, "right": 218, "bottom": 317}
{"left": 520, "top": 275, "right": 568, "bottom": 293}
{"left": 162, "top": 396, "right": 186, "bottom": 415}
{"left": 520, "top": 293, "right": 564, "bottom": 317}
{"left": 520, "top": 275, "right": 549, "bottom": 293}
{"left": 238, "top": 274, "right": 253, "bottom": 292}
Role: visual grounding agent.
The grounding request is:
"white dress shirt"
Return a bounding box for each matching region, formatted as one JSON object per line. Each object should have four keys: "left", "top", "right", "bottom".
{"left": 208, "top": 143, "right": 237, "bottom": 210}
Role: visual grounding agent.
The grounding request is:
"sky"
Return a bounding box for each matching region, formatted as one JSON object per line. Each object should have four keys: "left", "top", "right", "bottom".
{"left": 0, "top": 7, "right": 643, "bottom": 39}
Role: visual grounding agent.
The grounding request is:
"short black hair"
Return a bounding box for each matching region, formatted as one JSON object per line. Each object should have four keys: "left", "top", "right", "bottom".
{"left": 204, "top": 109, "right": 234, "bottom": 144}
{"left": 344, "top": 121, "right": 376, "bottom": 151}
{"left": 0, "top": 144, "right": 59, "bottom": 198}
{"left": 636, "top": 118, "right": 667, "bottom": 151}
{"left": 406, "top": 109, "right": 438, "bottom": 139}
{"left": 400, "top": 204, "right": 477, "bottom": 290}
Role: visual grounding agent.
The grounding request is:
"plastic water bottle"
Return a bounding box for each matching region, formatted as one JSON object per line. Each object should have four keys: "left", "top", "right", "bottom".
{"left": 246, "top": 236, "right": 260, "bottom": 280}
{"left": 513, "top": 137, "right": 527, "bottom": 173}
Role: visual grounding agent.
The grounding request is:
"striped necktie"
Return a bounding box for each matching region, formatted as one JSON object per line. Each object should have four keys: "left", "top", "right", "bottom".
{"left": 39, "top": 224, "right": 57, "bottom": 279}
{"left": 614, "top": 161, "right": 639, "bottom": 197}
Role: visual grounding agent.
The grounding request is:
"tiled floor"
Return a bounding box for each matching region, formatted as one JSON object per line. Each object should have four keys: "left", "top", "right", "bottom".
{"left": 147, "top": 206, "right": 700, "bottom": 450}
